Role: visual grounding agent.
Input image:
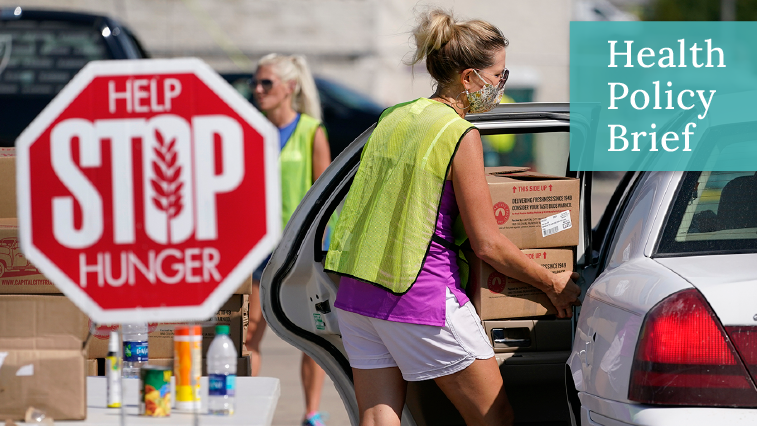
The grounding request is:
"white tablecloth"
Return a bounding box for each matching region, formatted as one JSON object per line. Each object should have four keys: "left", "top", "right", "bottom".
{"left": 55, "top": 377, "right": 280, "bottom": 426}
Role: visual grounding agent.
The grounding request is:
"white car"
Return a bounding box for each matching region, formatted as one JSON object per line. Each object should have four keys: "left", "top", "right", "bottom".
{"left": 567, "top": 180, "right": 757, "bottom": 424}
{"left": 566, "top": 95, "right": 757, "bottom": 425}
{"left": 259, "top": 101, "right": 757, "bottom": 425}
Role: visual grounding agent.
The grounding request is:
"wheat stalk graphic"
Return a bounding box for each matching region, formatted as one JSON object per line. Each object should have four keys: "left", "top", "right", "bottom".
{"left": 151, "top": 129, "right": 183, "bottom": 243}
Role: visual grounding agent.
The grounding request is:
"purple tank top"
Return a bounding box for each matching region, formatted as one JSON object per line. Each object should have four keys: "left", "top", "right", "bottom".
{"left": 333, "top": 180, "right": 469, "bottom": 326}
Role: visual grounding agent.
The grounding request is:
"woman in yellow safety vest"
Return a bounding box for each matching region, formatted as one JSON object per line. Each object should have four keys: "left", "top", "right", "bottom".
{"left": 247, "top": 53, "right": 331, "bottom": 426}
{"left": 324, "top": 10, "right": 581, "bottom": 426}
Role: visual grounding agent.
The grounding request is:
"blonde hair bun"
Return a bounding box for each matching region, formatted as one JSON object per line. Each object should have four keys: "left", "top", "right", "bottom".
{"left": 407, "top": 8, "right": 508, "bottom": 88}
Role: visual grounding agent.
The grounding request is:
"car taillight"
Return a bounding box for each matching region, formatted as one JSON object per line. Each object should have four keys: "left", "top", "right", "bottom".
{"left": 628, "top": 289, "right": 757, "bottom": 406}
{"left": 727, "top": 326, "right": 757, "bottom": 385}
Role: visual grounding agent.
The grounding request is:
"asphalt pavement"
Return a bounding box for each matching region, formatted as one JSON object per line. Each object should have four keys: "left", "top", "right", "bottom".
{"left": 258, "top": 326, "right": 350, "bottom": 426}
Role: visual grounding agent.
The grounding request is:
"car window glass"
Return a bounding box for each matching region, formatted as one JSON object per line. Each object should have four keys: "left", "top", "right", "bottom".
{"left": 0, "top": 19, "right": 108, "bottom": 96}
{"left": 606, "top": 178, "right": 656, "bottom": 270}
{"left": 482, "top": 131, "right": 569, "bottom": 176}
{"left": 314, "top": 78, "right": 383, "bottom": 113}
{"left": 657, "top": 171, "right": 757, "bottom": 256}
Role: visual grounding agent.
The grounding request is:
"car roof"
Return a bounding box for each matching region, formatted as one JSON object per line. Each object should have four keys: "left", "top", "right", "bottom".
{"left": 0, "top": 7, "right": 115, "bottom": 24}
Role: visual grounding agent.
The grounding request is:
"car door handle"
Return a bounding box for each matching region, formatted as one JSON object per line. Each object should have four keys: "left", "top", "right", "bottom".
{"left": 491, "top": 327, "right": 532, "bottom": 347}
{"left": 493, "top": 338, "right": 531, "bottom": 346}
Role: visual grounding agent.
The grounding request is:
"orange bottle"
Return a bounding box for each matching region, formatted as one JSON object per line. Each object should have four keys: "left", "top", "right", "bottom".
{"left": 174, "top": 325, "right": 202, "bottom": 411}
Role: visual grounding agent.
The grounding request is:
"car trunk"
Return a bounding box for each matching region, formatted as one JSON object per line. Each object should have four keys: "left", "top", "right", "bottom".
{"left": 655, "top": 253, "right": 757, "bottom": 327}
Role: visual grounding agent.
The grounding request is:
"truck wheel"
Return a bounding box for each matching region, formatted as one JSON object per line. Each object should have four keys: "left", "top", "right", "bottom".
{"left": 0, "top": 262, "right": 5, "bottom": 278}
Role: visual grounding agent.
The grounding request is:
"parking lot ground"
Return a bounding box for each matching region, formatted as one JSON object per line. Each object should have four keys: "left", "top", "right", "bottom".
{"left": 258, "top": 326, "right": 351, "bottom": 426}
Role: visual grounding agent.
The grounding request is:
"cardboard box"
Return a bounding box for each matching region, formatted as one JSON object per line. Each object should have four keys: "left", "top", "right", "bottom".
{"left": 0, "top": 150, "right": 15, "bottom": 219}
{"left": 236, "top": 275, "right": 253, "bottom": 295}
{"left": 0, "top": 295, "right": 89, "bottom": 420}
{"left": 0, "top": 218, "right": 53, "bottom": 294}
{"left": 86, "top": 295, "right": 246, "bottom": 359}
{"left": 146, "top": 355, "right": 251, "bottom": 377}
{"left": 466, "top": 248, "right": 573, "bottom": 320}
{"left": 87, "top": 358, "right": 99, "bottom": 376}
{"left": 486, "top": 167, "right": 580, "bottom": 249}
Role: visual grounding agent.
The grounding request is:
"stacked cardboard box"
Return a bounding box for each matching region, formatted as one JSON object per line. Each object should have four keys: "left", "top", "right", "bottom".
{"left": 466, "top": 248, "right": 574, "bottom": 320}
{"left": 466, "top": 167, "right": 579, "bottom": 321}
{"left": 88, "top": 294, "right": 251, "bottom": 377}
{"left": 0, "top": 150, "right": 91, "bottom": 419}
{"left": 85, "top": 294, "right": 249, "bottom": 359}
{"left": 0, "top": 150, "right": 254, "bottom": 414}
{"left": 0, "top": 295, "right": 89, "bottom": 420}
{"left": 135, "top": 296, "right": 252, "bottom": 376}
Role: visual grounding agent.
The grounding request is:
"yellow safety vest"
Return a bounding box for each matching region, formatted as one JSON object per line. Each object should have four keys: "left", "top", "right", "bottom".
{"left": 280, "top": 113, "right": 322, "bottom": 229}
{"left": 324, "top": 98, "right": 473, "bottom": 294}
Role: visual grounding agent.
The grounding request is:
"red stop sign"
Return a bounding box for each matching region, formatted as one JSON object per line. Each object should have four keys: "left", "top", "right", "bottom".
{"left": 16, "top": 59, "right": 280, "bottom": 323}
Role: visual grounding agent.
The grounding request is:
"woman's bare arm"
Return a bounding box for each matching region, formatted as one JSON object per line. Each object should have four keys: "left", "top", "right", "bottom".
{"left": 312, "top": 126, "right": 331, "bottom": 181}
{"left": 451, "top": 129, "right": 580, "bottom": 318}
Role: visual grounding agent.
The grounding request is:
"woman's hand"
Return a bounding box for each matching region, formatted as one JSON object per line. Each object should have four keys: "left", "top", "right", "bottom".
{"left": 545, "top": 271, "right": 581, "bottom": 318}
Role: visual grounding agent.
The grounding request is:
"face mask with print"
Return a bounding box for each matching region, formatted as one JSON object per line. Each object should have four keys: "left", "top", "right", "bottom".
{"left": 465, "top": 69, "right": 505, "bottom": 114}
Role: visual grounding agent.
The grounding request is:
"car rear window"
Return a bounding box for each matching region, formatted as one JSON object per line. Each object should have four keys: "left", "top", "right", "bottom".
{"left": 656, "top": 171, "right": 757, "bottom": 256}
{"left": 0, "top": 19, "right": 108, "bottom": 96}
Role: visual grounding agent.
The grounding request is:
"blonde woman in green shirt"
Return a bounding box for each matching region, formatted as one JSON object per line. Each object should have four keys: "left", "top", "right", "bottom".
{"left": 247, "top": 53, "right": 331, "bottom": 426}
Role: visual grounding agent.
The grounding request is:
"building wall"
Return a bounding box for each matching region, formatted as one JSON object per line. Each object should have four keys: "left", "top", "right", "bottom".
{"left": 5, "top": 0, "right": 570, "bottom": 103}
{"left": 3, "top": 0, "right": 571, "bottom": 173}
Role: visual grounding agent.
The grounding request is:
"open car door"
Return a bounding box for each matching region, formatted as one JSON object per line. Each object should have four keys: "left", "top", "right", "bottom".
{"left": 260, "top": 102, "right": 589, "bottom": 426}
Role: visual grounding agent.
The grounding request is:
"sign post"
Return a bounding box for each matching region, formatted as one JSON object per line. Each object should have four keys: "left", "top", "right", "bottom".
{"left": 16, "top": 58, "right": 280, "bottom": 324}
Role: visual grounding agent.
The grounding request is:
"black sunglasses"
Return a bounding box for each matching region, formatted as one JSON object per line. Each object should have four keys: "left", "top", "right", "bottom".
{"left": 249, "top": 78, "right": 275, "bottom": 92}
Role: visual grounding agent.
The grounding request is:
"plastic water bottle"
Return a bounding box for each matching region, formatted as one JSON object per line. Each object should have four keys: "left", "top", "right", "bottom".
{"left": 207, "top": 325, "right": 237, "bottom": 415}
{"left": 122, "top": 323, "right": 149, "bottom": 378}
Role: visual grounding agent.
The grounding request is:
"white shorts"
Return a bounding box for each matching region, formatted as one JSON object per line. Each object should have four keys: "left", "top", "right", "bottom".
{"left": 336, "top": 287, "right": 495, "bottom": 381}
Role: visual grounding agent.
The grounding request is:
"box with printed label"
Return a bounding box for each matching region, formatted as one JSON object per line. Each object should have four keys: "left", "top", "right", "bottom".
{"left": 0, "top": 218, "right": 53, "bottom": 294}
{"left": 485, "top": 167, "right": 579, "bottom": 249}
{"left": 466, "top": 248, "right": 573, "bottom": 320}
{"left": 86, "top": 294, "right": 246, "bottom": 359}
{"left": 0, "top": 294, "right": 89, "bottom": 420}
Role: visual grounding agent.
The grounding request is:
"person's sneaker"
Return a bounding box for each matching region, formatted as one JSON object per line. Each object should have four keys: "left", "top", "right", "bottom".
{"left": 302, "top": 411, "right": 328, "bottom": 426}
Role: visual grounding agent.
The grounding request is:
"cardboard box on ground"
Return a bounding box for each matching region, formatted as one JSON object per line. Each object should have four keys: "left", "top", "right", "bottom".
{"left": 0, "top": 295, "right": 89, "bottom": 420}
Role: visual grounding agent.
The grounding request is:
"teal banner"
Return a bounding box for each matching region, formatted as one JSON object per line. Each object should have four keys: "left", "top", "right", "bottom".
{"left": 570, "top": 22, "right": 757, "bottom": 171}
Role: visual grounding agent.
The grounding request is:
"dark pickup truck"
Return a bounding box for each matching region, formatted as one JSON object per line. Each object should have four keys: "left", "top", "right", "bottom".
{"left": 0, "top": 7, "right": 148, "bottom": 146}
